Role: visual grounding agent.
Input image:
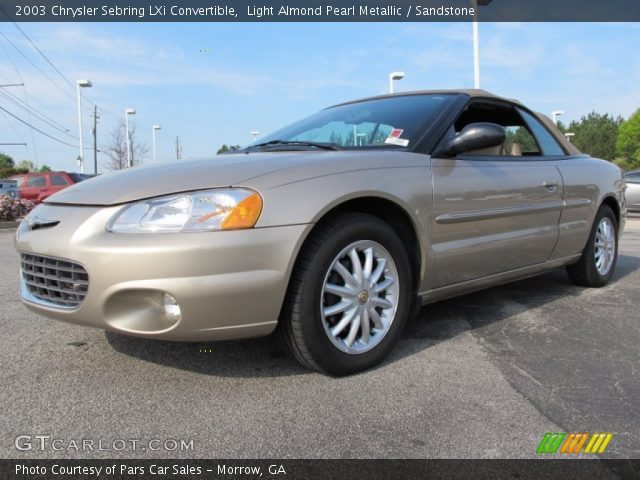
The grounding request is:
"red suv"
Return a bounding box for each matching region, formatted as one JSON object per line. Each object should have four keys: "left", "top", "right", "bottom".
{"left": 10, "top": 172, "right": 92, "bottom": 203}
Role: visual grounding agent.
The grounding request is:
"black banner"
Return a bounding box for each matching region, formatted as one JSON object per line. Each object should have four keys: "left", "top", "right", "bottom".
{"left": 1, "top": 0, "right": 640, "bottom": 22}
{"left": 2, "top": 459, "right": 640, "bottom": 480}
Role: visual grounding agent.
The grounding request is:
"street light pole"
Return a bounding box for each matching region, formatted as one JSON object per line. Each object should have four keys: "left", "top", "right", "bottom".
{"left": 152, "top": 125, "right": 161, "bottom": 163}
{"left": 552, "top": 110, "right": 565, "bottom": 125}
{"left": 76, "top": 79, "right": 92, "bottom": 174}
{"left": 471, "top": 0, "right": 492, "bottom": 89}
{"left": 389, "top": 71, "right": 405, "bottom": 94}
{"left": 472, "top": 1, "right": 480, "bottom": 88}
{"left": 125, "top": 108, "right": 136, "bottom": 168}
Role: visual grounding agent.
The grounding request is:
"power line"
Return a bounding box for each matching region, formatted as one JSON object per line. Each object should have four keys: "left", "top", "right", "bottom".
{"left": 3, "top": 25, "right": 120, "bottom": 121}
{"left": 0, "top": 89, "right": 77, "bottom": 139}
{"left": 0, "top": 32, "right": 75, "bottom": 102}
{"left": 11, "top": 21, "right": 77, "bottom": 91}
{"left": 0, "top": 108, "right": 27, "bottom": 143}
{"left": 0, "top": 105, "right": 77, "bottom": 148}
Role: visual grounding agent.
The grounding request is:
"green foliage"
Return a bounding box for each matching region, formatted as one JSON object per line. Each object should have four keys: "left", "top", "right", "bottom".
{"left": 567, "top": 112, "right": 622, "bottom": 161}
{"left": 216, "top": 144, "right": 242, "bottom": 154}
{"left": 505, "top": 127, "right": 538, "bottom": 152}
{"left": 38, "top": 165, "right": 52, "bottom": 172}
{"left": 616, "top": 109, "right": 640, "bottom": 170}
{"left": 16, "top": 159, "right": 35, "bottom": 171}
{"left": 0, "top": 153, "right": 14, "bottom": 168}
{"left": 0, "top": 167, "right": 28, "bottom": 180}
{"left": 555, "top": 120, "right": 568, "bottom": 134}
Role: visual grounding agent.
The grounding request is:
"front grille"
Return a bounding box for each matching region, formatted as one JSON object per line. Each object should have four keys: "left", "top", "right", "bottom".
{"left": 20, "top": 253, "right": 89, "bottom": 308}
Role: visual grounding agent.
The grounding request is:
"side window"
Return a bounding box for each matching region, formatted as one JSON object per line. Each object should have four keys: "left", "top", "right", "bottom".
{"left": 50, "top": 174, "right": 70, "bottom": 186}
{"left": 519, "top": 109, "right": 565, "bottom": 156}
{"left": 625, "top": 172, "right": 640, "bottom": 184}
{"left": 505, "top": 126, "right": 540, "bottom": 155}
{"left": 26, "top": 175, "right": 46, "bottom": 187}
{"left": 438, "top": 101, "right": 544, "bottom": 157}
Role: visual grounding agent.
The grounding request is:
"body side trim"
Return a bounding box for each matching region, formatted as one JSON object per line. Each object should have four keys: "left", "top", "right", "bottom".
{"left": 419, "top": 254, "right": 581, "bottom": 305}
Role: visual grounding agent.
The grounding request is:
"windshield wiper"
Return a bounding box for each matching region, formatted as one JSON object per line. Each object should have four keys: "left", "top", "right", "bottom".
{"left": 249, "top": 140, "right": 342, "bottom": 151}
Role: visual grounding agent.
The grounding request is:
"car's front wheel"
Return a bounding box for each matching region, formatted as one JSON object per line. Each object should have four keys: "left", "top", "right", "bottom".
{"left": 277, "top": 212, "right": 412, "bottom": 376}
{"left": 566, "top": 204, "right": 618, "bottom": 287}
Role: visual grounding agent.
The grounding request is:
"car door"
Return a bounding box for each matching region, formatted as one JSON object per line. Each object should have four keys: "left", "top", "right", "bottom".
{"left": 430, "top": 101, "right": 564, "bottom": 287}
{"left": 625, "top": 172, "right": 640, "bottom": 211}
{"left": 21, "top": 174, "right": 47, "bottom": 202}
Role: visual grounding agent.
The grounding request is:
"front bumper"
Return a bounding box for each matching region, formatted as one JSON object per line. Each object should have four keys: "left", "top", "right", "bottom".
{"left": 15, "top": 203, "right": 309, "bottom": 341}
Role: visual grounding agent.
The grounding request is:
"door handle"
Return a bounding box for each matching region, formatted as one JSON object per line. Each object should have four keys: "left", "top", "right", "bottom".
{"left": 543, "top": 181, "right": 559, "bottom": 191}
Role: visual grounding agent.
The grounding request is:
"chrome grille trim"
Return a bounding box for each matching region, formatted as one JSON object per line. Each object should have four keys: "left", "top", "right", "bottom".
{"left": 20, "top": 253, "right": 89, "bottom": 309}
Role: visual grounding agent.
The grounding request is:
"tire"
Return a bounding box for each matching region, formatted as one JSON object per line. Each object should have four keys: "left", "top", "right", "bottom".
{"left": 566, "top": 204, "right": 618, "bottom": 287}
{"left": 276, "top": 212, "right": 412, "bottom": 376}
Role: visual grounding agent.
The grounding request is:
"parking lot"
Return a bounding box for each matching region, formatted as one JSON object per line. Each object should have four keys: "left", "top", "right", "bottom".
{"left": 1, "top": 217, "right": 638, "bottom": 459}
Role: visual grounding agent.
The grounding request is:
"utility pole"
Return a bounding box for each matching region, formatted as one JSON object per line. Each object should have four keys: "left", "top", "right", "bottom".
{"left": 92, "top": 106, "right": 99, "bottom": 175}
{"left": 175, "top": 136, "right": 182, "bottom": 160}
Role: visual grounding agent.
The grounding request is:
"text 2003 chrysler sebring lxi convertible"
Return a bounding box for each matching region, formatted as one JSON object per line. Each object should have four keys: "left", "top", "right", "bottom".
{"left": 16, "top": 90, "right": 626, "bottom": 375}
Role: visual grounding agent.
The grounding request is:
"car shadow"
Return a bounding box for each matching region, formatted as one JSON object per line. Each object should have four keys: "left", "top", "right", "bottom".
{"left": 106, "top": 255, "right": 639, "bottom": 378}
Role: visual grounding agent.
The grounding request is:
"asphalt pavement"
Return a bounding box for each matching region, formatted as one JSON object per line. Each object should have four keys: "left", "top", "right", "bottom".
{"left": 0, "top": 218, "right": 638, "bottom": 460}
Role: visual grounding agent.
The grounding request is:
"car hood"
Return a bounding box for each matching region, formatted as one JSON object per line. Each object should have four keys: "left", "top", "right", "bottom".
{"left": 46, "top": 152, "right": 332, "bottom": 206}
{"left": 46, "top": 150, "right": 419, "bottom": 206}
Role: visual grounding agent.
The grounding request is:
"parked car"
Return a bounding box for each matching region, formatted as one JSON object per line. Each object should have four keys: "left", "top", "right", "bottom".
{"left": 15, "top": 90, "right": 626, "bottom": 375}
{"left": 624, "top": 170, "right": 640, "bottom": 212}
{"left": 0, "top": 179, "right": 19, "bottom": 199}
{"left": 10, "top": 171, "right": 90, "bottom": 204}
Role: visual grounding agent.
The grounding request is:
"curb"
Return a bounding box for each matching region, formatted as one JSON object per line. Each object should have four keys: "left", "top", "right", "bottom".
{"left": 0, "top": 220, "right": 20, "bottom": 230}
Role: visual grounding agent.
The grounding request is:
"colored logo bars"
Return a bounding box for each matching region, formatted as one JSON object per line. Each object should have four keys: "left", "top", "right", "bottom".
{"left": 537, "top": 433, "right": 613, "bottom": 454}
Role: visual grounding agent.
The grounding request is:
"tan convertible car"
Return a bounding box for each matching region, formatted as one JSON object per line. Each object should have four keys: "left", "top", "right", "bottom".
{"left": 16, "top": 90, "right": 626, "bottom": 375}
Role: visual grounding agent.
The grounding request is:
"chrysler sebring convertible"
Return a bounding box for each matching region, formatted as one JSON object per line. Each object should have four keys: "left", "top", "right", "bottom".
{"left": 16, "top": 90, "right": 626, "bottom": 375}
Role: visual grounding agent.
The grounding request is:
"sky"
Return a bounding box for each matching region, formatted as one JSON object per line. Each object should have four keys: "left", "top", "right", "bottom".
{"left": 0, "top": 22, "right": 639, "bottom": 172}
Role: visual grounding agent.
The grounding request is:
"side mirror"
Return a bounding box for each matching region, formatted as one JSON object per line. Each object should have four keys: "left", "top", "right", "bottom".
{"left": 448, "top": 122, "right": 506, "bottom": 155}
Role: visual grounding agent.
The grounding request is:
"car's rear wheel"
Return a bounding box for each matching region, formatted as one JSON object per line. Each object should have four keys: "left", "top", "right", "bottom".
{"left": 566, "top": 204, "right": 618, "bottom": 287}
{"left": 277, "top": 212, "right": 411, "bottom": 376}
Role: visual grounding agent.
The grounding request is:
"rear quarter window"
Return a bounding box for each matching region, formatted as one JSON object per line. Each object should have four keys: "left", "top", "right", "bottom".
{"left": 50, "top": 174, "right": 70, "bottom": 186}
{"left": 519, "top": 109, "right": 566, "bottom": 156}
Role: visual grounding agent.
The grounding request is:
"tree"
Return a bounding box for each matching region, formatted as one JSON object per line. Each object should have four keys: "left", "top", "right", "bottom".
{"left": 0, "top": 153, "right": 14, "bottom": 168}
{"left": 17, "top": 159, "right": 35, "bottom": 171}
{"left": 104, "top": 120, "right": 148, "bottom": 170}
{"left": 616, "top": 108, "right": 640, "bottom": 171}
{"left": 217, "top": 144, "right": 242, "bottom": 154}
{"left": 505, "top": 127, "right": 538, "bottom": 152}
{"left": 38, "top": 165, "right": 52, "bottom": 172}
{"left": 566, "top": 112, "right": 622, "bottom": 161}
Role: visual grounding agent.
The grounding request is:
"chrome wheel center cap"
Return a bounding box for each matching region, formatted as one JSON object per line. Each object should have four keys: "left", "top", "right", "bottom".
{"left": 358, "top": 290, "right": 370, "bottom": 305}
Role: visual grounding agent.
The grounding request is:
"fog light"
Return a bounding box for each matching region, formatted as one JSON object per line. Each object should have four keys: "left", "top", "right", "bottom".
{"left": 163, "top": 293, "right": 181, "bottom": 324}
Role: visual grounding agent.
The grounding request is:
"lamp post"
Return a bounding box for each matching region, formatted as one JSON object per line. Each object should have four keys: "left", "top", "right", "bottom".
{"left": 76, "top": 79, "right": 92, "bottom": 174}
{"left": 552, "top": 110, "right": 565, "bottom": 125}
{"left": 251, "top": 131, "right": 260, "bottom": 141}
{"left": 152, "top": 125, "right": 161, "bottom": 163}
{"left": 389, "top": 71, "right": 405, "bottom": 94}
{"left": 125, "top": 108, "right": 136, "bottom": 168}
{"left": 564, "top": 132, "right": 575, "bottom": 143}
{"left": 471, "top": 0, "right": 492, "bottom": 89}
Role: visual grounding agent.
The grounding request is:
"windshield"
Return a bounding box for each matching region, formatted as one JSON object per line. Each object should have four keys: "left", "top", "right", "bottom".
{"left": 250, "top": 94, "right": 455, "bottom": 150}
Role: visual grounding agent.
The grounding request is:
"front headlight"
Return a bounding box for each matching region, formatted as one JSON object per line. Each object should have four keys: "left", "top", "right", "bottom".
{"left": 107, "top": 188, "right": 262, "bottom": 233}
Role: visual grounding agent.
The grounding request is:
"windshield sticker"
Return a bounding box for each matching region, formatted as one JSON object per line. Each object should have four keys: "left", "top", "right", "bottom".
{"left": 384, "top": 128, "right": 409, "bottom": 147}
